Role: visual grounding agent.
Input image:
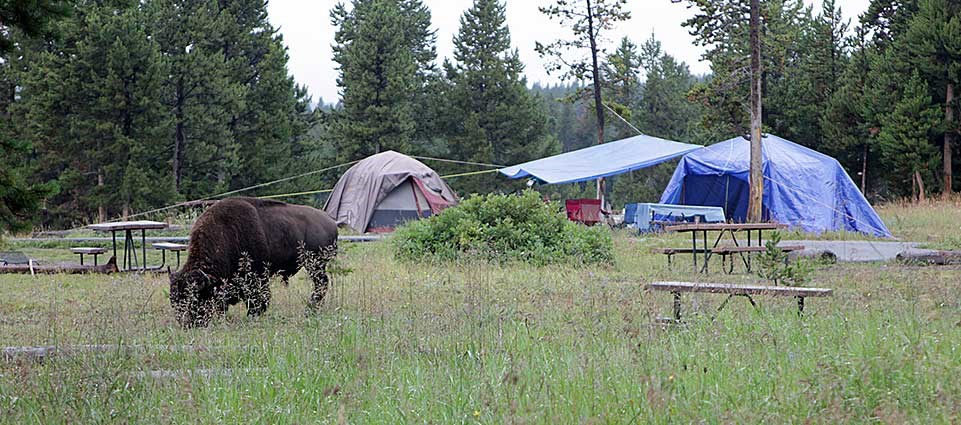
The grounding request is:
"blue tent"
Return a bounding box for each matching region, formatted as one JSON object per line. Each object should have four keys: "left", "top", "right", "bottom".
{"left": 499, "top": 135, "right": 702, "bottom": 185}
{"left": 659, "top": 135, "right": 893, "bottom": 237}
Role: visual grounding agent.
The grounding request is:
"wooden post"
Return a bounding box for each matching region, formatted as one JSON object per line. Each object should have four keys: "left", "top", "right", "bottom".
{"left": 747, "top": 0, "right": 764, "bottom": 222}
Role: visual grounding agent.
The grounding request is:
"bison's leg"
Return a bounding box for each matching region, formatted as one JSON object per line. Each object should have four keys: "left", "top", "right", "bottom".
{"left": 244, "top": 275, "right": 272, "bottom": 317}
{"left": 306, "top": 259, "right": 330, "bottom": 310}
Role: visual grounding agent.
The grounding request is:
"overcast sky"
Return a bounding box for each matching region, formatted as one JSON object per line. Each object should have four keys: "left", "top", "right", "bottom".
{"left": 266, "top": 0, "right": 871, "bottom": 104}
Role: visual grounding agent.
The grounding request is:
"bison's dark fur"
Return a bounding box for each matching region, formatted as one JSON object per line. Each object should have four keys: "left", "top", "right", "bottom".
{"left": 169, "top": 197, "right": 337, "bottom": 327}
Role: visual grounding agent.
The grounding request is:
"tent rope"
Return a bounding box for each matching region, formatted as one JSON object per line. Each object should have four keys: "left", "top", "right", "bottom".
{"left": 602, "top": 103, "right": 644, "bottom": 136}
{"left": 73, "top": 154, "right": 498, "bottom": 227}
{"left": 256, "top": 169, "right": 500, "bottom": 200}
{"left": 410, "top": 156, "right": 505, "bottom": 168}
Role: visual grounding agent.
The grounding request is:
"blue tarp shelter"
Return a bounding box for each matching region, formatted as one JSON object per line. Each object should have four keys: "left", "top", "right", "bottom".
{"left": 499, "top": 135, "right": 703, "bottom": 185}
{"left": 659, "top": 135, "right": 893, "bottom": 237}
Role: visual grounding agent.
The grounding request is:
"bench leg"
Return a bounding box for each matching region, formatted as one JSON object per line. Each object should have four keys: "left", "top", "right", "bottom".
{"left": 673, "top": 291, "right": 682, "bottom": 322}
{"left": 176, "top": 251, "right": 181, "bottom": 269}
{"left": 712, "top": 294, "right": 734, "bottom": 320}
{"left": 722, "top": 254, "right": 735, "bottom": 274}
{"left": 742, "top": 294, "right": 759, "bottom": 311}
{"left": 78, "top": 253, "right": 84, "bottom": 266}
{"left": 93, "top": 254, "right": 98, "bottom": 266}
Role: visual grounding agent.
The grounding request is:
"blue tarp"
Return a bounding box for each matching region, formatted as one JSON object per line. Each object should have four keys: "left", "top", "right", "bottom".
{"left": 659, "top": 135, "right": 893, "bottom": 238}
{"left": 499, "top": 135, "right": 703, "bottom": 185}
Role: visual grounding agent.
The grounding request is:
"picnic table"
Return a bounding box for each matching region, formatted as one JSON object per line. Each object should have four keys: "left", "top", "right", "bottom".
{"left": 88, "top": 221, "right": 168, "bottom": 272}
{"left": 661, "top": 222, "right": 790, "bottom": 273}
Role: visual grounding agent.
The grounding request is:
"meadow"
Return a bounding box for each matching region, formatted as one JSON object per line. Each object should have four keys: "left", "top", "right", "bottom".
{"left": 1, "top": 201, "right": 961, "bottom": 423}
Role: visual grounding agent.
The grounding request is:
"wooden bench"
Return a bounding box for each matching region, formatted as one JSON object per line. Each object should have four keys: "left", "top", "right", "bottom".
{"left": 647, "top": 281, "right": 833, "bottom": 322}
{"left": 651, "top": 247, "right": 712, "bottom": 268}
{"left": 153, "top": 243, "right": 188, "bottom": 270}
{"left": 653, "top": 245, "right": 805, "bottom": 273}
{"left": 69, "top": 247, "right": 107, "bottom": 266}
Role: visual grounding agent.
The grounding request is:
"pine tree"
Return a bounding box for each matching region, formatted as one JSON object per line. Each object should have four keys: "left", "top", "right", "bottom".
{"left": 635, "top": 35, "right": 704, "bottom": 143}
{"left": 861, "top": 0, "right": 918, "bottom": 48}
{"left": 441, "top": 0, "right": 556, "bottom": 194}
{"left": 216, "top": 0, "right": 312, "bottom": 194}
{"left": 147, "top": 0, "right": 242, "bottom": 198}
{"left": 0, "top": 0, "right": 68, "bottom": 233}
{"left": 821, "top": 26, "right": 875, "bottom": 193}
{"left": 683, "top": 0, "right": 808, "bottom": 137}
{"left": 330, "top": 0, "right": 434, "bottom": 162}
{"left": 0, "top": 0, "right": 70, "bottom": 54}
{"left": 897, "top": 0, "right": 961, "bottom": 193}
{"left": 877, "top": 72, "right": 940, "bottom": 201}
{"left": 17, "top": 1, "right": 174, "bottom": 221}
{"left": 602, "top": 36, "right": 642, "bottom": 139}
{"left": 767, "top": 0, "right": 848, "bottom": 149}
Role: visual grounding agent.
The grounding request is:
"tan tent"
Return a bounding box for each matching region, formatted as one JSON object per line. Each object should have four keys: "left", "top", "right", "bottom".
{"left": 324, "top": 151, "right": 459, "bottom": 233}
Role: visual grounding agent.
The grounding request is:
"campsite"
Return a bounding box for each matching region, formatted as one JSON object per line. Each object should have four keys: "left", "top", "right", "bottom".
{"left": 4, "top": 0, "right": 961, "bottom": 423}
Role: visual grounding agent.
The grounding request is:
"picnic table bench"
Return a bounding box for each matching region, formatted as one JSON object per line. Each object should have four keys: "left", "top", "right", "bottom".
{"left": 652, "top": 244, "right": 805, "bottom": 273}
{"left": 647, "top": 281, "right": 833, "bottom": 322}
{"left": 69, "top": 247, "right": 107, "bottom": 266}
{"left": 153, "top": 242, "right": 188, "bottom": 269}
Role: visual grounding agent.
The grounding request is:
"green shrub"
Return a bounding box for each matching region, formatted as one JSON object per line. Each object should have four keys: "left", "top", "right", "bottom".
{"left": 391, "top": 190, "right": 614, "bottom": 266}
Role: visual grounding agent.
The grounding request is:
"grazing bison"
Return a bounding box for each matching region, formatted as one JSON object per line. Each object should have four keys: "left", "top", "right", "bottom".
{"left": 169, "top": 197, "right": 337, "bottom": 327}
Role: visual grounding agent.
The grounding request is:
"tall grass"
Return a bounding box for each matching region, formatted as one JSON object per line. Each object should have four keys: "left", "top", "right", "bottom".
{"left": 2, "top": 232, "right": 960, "bottom": 422}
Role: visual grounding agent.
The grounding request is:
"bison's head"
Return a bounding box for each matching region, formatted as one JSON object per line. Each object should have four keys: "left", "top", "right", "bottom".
{"left": 169, "top": 269, "right": 219, "bottom": 328}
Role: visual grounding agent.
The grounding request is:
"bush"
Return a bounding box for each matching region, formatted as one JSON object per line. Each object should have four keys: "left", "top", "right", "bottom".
{"left": 391, "top": 190, "right": 614, "bottom": 266}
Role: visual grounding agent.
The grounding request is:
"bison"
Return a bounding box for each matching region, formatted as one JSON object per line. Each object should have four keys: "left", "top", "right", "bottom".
{"left": 169, "top": 197, "right": 338, "bottom": 327}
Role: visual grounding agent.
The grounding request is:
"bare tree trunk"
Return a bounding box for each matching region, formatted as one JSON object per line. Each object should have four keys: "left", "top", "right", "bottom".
{"left": 945, "top": 82, "right": 954, "bottom": 196}
{"left": 173, "top": 79, "right": 186, "bottom": 192}
{"left": 861, "top": 143, "right": 868, "bottom": 194}
{"left": 747, "top": 0, "right": 764, "bottom": 222}
{"left": 916, "top": 170, "right": 926, "bottom": 203}
{"left": 912, "top": 172, "right": 918, "bottom": 202}
{"left": 97, "top": 172, "right": 105, "bottom": 223}
{"left": 586, "top": 0, "right": 606, "bottom": 203}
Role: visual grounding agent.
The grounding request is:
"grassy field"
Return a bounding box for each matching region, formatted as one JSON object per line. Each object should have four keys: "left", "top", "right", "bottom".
{"left": 2, "top": 202, "right": 961, "bottom": 423}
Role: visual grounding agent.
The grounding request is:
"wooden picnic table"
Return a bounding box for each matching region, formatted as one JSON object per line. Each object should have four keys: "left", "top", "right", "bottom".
{"left": 663, "top": 222, "right": 788, "bottom": 273}
{"left": 88, "top": 221, "right": 168, "bottom": 272}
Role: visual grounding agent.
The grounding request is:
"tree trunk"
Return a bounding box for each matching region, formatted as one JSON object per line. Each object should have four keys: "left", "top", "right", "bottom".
{"left": 586, "top": 0, "right": 606, "bottom": 203}
{"left": 747, "top": 0, "right": 764, "bottom": 222}
{"left": 97, "top": 172, "right": 105, "bottom": 223}
{"left": 945, "top": 82, "right": 954, "bottom": 195}
{"left": 915, "top": 170, "right": 926, "bottom": 203}
{"left": 173, "top": 79, "right": 186, "bottom": 192}
{"left": 861, "top": 143, "right": 868, "bottom": 194}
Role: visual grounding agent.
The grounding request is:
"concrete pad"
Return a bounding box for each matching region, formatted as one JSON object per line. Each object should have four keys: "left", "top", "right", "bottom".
{"left": 782, "top": 240, "right": 921, "bottom": 263}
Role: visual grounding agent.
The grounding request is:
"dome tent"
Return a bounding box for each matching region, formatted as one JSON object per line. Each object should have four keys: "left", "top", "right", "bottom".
{"left": 659, "top": 135, "right": 892, "bottom": 237}
{"left": 324, "top": 151, "right": 458, "bottom": 233}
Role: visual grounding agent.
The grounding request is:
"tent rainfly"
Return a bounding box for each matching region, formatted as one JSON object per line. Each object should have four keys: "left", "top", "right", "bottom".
{"left": 324, "top": 151, "right": 458, "bottom": 233}
{"left": 659, "top": 135, "right": 892, "bottom": 238}
{"left": 498, "top": 135, "right": 703, "bottom": 185}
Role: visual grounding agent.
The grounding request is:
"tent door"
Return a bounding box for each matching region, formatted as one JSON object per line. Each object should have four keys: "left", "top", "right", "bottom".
{"left": 367, "top": 179, "right": 432, "bottom": 231}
